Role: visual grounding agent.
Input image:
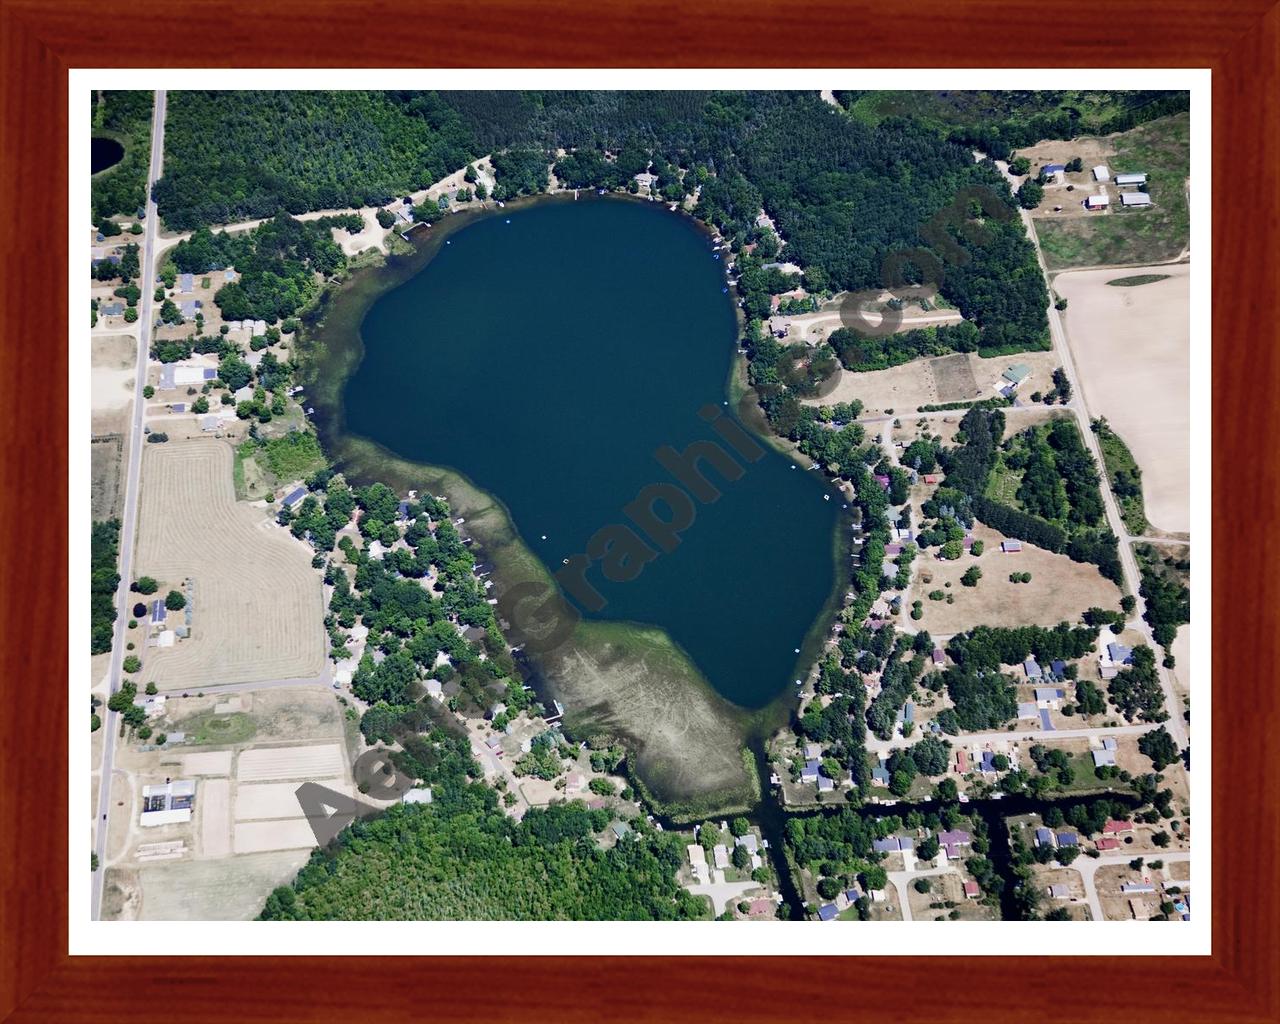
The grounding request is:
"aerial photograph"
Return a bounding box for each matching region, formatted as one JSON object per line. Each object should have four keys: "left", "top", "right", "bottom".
{"left": 87, "top": 88, "right": 1193, "bottom": 925}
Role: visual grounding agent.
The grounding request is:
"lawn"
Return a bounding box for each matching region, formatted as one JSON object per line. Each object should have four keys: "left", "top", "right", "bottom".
{"left": 1037, "top": 112, "right": 1190, "bottom": 270}
{"left": 985, "top": 456, "right": 1024, "bottom": 506}
{"left": 181, "top": 711, "right": 259, "bottom": 746}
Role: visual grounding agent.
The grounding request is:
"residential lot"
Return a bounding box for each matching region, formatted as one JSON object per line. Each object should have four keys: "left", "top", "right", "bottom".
{"left": 1032, "top": 112, "right": 1190, "bottom": 269}
{"left": 1054, "top": 264, "right": 1190, "bottom": 533}
{"left": 132, "top": 440, "right": 325, "bottom": 689}
{"left": 810, "top": 350, "right": 1061, "bottom": 414}
{"left": 909, "top": 523, "right": 1122, "bottom": 634}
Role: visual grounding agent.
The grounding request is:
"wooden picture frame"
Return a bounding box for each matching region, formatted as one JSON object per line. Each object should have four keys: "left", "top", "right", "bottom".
{"left": 3, "top": 2, "right": 1276, "bottom": 1019}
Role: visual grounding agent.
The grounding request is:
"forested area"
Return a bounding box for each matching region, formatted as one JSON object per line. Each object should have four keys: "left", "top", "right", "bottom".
{"left": 1136, "top": 545, "right": 1190, "bottom": 663}
{"left": 260, "top": 728, "right": 703, "bottom": 920}
{"left": 940, "top": 408, "right": 1122, "bottom": 584}
{"left": 828, "top": 321, "right": 981, "bottom": 372}
{"left": 90, "top": 520, "right": 120, "bottom": 654}
{"left": 154, "top": 92, "right": 476, "bottom": 230}
{"left": 155, "top": 91, "right": 1048, "bottom": 353}
{"left": 835, "top": 90, "right": 1190, "bottom": 161}
{"left": 91, "top": 91, "right": 151, "bottom": 223}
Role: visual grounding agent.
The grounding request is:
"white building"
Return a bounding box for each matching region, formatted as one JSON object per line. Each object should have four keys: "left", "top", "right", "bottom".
{"left": 1120, "top": 192, "right": 1153, "bottom": 207}
{"left": 1085, "top": 194, "right": 1111, "bottom": 210}
{"left": 1092, "top": 165, "right": 1111, "bottom": 182}
{"left": 140, "top": 779, "right": 196, "bottom": 827}
{"left": 1114, "top": 172, "right": 1147, "bottom": 187}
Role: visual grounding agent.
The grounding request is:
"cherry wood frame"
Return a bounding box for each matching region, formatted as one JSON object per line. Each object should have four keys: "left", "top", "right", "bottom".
{"left": 3, "top": 2, "right": 1276, "bottom": 1020}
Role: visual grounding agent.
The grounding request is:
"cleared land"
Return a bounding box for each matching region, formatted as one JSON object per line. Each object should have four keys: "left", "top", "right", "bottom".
{"left": 199, "top": 778, "right": 231, "bottom": 858}
{"left": 909, "top": 523, "right": 1121, "bottom": 634}
{"left": 133, "top": 440, "right": 325, "bottom": 689}
{"left": 810, "top": 350, "right": 1061, "bottom": 413}
{"left": 233, "top": 818, "right": 322, "bottom": 854}
{"left": 1034, "top": 112, "right": 1190, "bottom": 270}
{"left": 236, "top": 743, "right": 346, "bottom": 782}
{"left": 234, "top": 779, "right": 349, "bottom": 820}
{"left": 1054, "top": 265, "right": 1189, "bottom": 532}
{"left": 136, "top": 850, "right": 311, "bottom": 921}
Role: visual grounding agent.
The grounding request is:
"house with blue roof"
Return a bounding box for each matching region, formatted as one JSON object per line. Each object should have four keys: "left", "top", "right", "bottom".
{"left": 1034, "top": 827, "right": 1055, "bottom": 848}
{"left": 817, "top": 903, "right": 838, "bottom": 921}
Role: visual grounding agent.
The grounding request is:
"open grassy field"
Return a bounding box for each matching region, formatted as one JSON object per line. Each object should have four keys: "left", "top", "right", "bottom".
{"left": 910, "top": 523, "right": 1122, "bottom": 634}
{"left": 133, "top": 440, "right": 325, "bottom": 689}
{"left": 1054, "top": 264, "right": 1189, "bottom": 533}
{"left": 1035, "top": 112, "right": 1190, "bottom": 270}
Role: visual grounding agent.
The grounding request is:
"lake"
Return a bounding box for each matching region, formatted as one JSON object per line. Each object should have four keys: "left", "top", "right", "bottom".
{"left": 91, "top": 136, "right": 124, "bottom": 174}
{"left": 343, "top": 198, "right": 844, "bottom": 710}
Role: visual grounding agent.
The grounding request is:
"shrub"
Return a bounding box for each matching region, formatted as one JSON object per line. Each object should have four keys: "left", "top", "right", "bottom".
{"left": 122, "top": 655, "right": 141, "bottom": 673}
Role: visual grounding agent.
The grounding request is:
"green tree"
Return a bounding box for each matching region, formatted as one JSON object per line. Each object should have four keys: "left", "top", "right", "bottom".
{"left": 1016, "top": 179, "right": 1044, "bottom": 209}
{"left": 1138, "top": 726, "right": 1179, "bottom": 770}
{"left": 961, "top": 566, "right": 982, "bottom": 587}
{"left": 165, "top": 589, "right": 187, "bottom": 611}
{"left": 732, "top": 845, "right": 751, "bottom": 870}
{"left": 122, "top": 655, "right": 141, "bottom": 674}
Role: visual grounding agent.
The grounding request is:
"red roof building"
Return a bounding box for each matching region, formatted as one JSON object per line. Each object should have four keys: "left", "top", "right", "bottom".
{"left": 1096, "top": 837, "right": 1122, "bottom": 852}
{"left": 1103, "top": 819, "right": 1134, "bottom": 835}
{"left": 963, "top": 881, "right": 981, "bottom": 899}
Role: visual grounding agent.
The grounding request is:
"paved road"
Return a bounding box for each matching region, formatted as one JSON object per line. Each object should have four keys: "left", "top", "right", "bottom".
{"left": 1019, "top": 209, "right": 1188, "bottom": 752}
{"left": 887, "top": 862, "right": 955, "bottom": 922}
{"left": 1077, "top": 850, "right": 1190, "bottom": 921}
{"left": 91, "top": 90, "right": 166, "bottom": 921}
{"left": 865, "top": 722, "right": 1155, "bottom": 759}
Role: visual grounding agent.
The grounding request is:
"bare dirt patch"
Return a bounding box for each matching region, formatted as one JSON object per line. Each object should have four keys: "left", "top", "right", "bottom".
{"left": 133, "top": 440, "right": 325, "bottom": 689}
{"left": 91, "top": 333, "right": 136, "bottom": 411}
{"left": 91, "top": 434, "right": 125, "bottom": 521}
{"left": 199, "top": 778, "right": 231, "bottom": 858}
{"left": 1054, "top": 264, "right": 1189, "bottom": 532}
{"left": 811, "top": 350, "right": 1061, "bottom": 414}
{"left": 909, "top": 522, "right": 1121, "bottom": 634}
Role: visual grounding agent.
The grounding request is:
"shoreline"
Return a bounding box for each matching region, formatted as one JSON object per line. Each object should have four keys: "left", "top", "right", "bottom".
{"left": 293, "top": 192, "right": 853, "bottom": 817}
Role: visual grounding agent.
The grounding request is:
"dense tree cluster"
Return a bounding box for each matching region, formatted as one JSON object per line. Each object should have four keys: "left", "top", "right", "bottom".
{"left": 1136, "top": 546, "right": 1190, "bottom": 656}
{"left": 92, "top": 91, "right": 151, "bottom": 222}
{"left": 941, "top": 410, "right": 1121, "bottom": 584}
{"left": 828, "top": 321, "right": 983, "bottom": 372}
{"left": 260, "top": 741, "right": 702, "bottom": 920}
{"left": 166, "top": 214, "right": 353, "bottom": 324}
{"left": 155, "top": 92, "right": 476, "bottom": 230}
{"left": 90, "top": 520, "right": 120, "bottom": 654}
{"left": 1107, "top": 645, "right": 1168, "bottom": 723}
{"left": 946, "top": 622, "right": 1097, "bottom": 670}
